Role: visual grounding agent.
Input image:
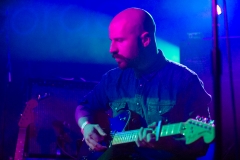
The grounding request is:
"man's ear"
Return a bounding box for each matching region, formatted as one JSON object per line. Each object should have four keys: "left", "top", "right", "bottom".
{"left": 140, "top": 32, "right": 150, "bottom": 47}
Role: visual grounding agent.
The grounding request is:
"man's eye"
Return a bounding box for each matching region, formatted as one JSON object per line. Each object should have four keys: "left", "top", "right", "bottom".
{"left": 116, "top": 38, "right": 123, "bottom": 42}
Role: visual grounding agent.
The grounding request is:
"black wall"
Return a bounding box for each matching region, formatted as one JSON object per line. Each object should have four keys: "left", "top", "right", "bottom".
{"left": 180, "top": 38, "right": 240, "bottom": 159}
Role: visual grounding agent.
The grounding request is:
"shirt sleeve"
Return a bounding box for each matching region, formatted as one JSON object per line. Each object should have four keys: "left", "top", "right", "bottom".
{"left": 156, "top": 72, "right": 212, "bottom": 158}
{"left": 75, "top": 73, "right": 110, "bottom": 119}
{"left": 184, "top": 74, "right": 212, "bottom": 120}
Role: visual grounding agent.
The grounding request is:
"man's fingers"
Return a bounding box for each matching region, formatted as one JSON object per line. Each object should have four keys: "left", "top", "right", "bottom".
{"left": 146, "top": 133, "right": 156, "bottom": 143}
{"left": 94, "top": 124, "right": 107, "bottom": 136}
{"left": 148, "top": 122, "right": 157, "bottom": 129}
{"left": 143, "top": 128, "right": 153, "bottom": 141}
{"left": 136, "top": 127, "right": 143, "bottom": 147}
{"left": 136, "top": 127, "right": 156, "bottom": 148}
{"left": 138, "top": 127, "right": 144, "bottom": 141}
{"left": 86, "top": 137, "right": 107, "bottom": 151}
{"left": 136, "top": 141, "right": 140, "bottom": 147}
{"left": 82, "top": 123, "right": 108, "bottom": 151}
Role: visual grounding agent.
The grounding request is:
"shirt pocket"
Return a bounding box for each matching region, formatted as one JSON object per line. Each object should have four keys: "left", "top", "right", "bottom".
{"left": 147, "top": 101, "right": 174, "bottom": 123}
{"left": 109, "top": 101, "right": 127, "bottom": 117}
{"left": 148, "top": 102, "right": 173, "bottom": 114}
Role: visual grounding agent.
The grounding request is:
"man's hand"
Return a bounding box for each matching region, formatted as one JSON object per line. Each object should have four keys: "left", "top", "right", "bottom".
{"left": 83, "top": 123, "right": 108, "bottom": 151}
{"left": 135, "top": 122, "right": 157, "bottom": 148}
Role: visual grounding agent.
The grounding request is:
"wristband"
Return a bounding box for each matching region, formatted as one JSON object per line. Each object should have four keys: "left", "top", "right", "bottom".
{"left": 81, "top": 121, "right": 90, "bottom": 134}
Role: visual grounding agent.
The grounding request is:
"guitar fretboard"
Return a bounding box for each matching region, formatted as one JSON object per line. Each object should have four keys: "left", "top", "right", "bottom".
{"left": 112, "top": 122, "right": 183, "bottom": 145}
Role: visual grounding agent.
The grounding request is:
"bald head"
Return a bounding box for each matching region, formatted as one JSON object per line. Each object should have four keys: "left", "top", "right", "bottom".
{"left": 109, "top": 8, "right": 158, "bottom": 70}
{"left": 110, "top": 7, "right": 156, "bottom": 37}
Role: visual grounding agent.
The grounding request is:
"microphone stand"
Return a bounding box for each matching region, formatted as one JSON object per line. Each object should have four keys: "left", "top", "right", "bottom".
{"left": 1, "top": 8, "right": 12, "bottom": 160}
{"left": 211, "top": 0, "right": 222, "bottom": 159}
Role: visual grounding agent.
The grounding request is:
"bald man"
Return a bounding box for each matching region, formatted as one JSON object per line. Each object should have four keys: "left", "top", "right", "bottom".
{"left": 75, "top": 8, "right": 212, "bottom": 160}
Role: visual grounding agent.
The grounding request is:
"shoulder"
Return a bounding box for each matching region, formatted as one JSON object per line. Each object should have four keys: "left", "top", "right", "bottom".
{"left": 101, "top": 67, "right": 134, "bottom": 83}
{"left": 104, "top": 67, "right": 122, "bottom": 76}
{"left": 103, "top": 67, "right": 123, "bottom": 79}
{"left": 161, "top": 60, "right": 203, "bottom": 87}
{"left": 165, "top": 60, "right": 198, "bottom": 77}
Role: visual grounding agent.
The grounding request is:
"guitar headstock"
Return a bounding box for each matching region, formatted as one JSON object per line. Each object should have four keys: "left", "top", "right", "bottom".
{"left": 182, "top": 118, "right": 215, "bottom": 144}
{"left": 18, "top": 92, "right": 51, "bottom": 128}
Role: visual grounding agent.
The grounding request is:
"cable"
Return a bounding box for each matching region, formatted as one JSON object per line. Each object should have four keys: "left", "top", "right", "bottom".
{"left": 222, "top": 0, "right": 239, "bottom": 159}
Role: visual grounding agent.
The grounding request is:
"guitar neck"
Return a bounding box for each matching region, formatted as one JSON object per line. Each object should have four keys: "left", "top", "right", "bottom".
{"left": 111, "top": 122, "right": 183, "bottom": 145}
{"left": 14, "top": 128, "right": 27, "bottom": 160}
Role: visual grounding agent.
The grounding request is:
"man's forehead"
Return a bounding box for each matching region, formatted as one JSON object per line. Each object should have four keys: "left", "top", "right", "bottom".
{"left": 109, "top": 19, "right": 126, "bottom": 30}
{"left": 109, "top": 21, "right": 127, "bottom": 38}
{"left": 109, "top": 20, "right": 136, "bottom": 38}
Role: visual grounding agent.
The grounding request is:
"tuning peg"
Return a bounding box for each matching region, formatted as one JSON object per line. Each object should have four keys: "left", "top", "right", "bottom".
{"left": 196, "top": 115, "right": 200, "bottom": 120}
{"left": 195, "top": 115, "right": 203, "bottom": 121}
{"left": 209, "top": 120, "right": 215, "bottom": 125}
{"left": 202, "top": 117, "right": 208, "bottom": 123}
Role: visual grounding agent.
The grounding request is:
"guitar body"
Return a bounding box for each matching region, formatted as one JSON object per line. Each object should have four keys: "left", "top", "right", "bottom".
{"left": 109, "top": 110, "right": 145, "bottom": 133}
{"left": 79, "top": 110, "right": 144, "bottom": 160}
{"left": 99, "top": 110, "right": 144, "bottom": 160}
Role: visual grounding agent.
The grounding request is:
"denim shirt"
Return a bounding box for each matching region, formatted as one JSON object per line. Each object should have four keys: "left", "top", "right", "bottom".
{"left": 79, "top": 57, "right": 211, "bottom": 126}
{"left": 78, "top": 55, "right": 212, "bottom": 159}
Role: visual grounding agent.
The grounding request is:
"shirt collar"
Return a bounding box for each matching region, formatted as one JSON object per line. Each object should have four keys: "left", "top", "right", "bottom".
{"left": 134, "top": 49, "right": 167, "bottom": 79}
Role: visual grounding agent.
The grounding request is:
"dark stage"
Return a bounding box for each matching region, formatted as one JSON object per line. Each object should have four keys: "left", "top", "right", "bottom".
{"left": 0, "top": 0, "right": 240, "bottom": 159}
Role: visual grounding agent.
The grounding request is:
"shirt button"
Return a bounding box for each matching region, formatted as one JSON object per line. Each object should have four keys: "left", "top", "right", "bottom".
{"left": 139, "top": 84, "right": 142, "bottom": 87}
{"left": 159, "top": 110, "right": 162, "bottom": 114}
{"left": 136, "top": 102, "right": 139, "bottom": 105}
{"left": 115, "top": 107, "right": 118, "bottom": 110}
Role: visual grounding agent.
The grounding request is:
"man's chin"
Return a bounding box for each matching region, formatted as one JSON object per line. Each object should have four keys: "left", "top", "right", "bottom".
{"left": 117, "top": 63, "right": 128, "bottom": 70}
{"left": 118, "top": 65, "right": 127, "bottom": 70}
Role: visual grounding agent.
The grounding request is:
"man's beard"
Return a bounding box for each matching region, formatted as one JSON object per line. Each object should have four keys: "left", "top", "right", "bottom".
{"left": 112, "top": 54, "right": 135, "bottom": 69}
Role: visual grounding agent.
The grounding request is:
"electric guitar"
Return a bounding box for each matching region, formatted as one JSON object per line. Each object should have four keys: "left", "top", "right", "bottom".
{"left": 109, "top": 110, "right": 215, "bottom": 146}
{"left": 80, "top": 110, "right": 215, "bottom": 160}
{"left": 14, "top": 93, "right": 50, "bottom": 160}
{"left": 14, "top": 99, "right": 38, "bottom": 160}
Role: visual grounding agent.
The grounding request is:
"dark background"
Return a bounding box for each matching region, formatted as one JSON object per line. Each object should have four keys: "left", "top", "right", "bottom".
{"left": 0, "top": 0, "right": 240, "bottom": 159}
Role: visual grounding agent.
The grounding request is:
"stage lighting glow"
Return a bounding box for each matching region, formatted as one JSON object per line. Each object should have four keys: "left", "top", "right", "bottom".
{"left": 156, "top": 38, "right": 180, "bottom": 63}
{"left": 217, "top": 5, "right": 222, "bottom": 15}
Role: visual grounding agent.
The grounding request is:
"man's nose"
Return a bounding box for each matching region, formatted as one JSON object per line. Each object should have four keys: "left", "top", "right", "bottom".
{"left": 109, "top": 42, "right": 118, "bottom": 54}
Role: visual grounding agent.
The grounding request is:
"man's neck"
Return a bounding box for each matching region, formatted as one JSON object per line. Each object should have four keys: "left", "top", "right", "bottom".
{"left": 134, "top": 49, "right": 166, "bottom": 78}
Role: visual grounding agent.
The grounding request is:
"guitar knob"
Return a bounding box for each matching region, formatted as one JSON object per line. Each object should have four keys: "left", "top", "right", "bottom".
{"left": 120, "top": 117, "right": 126, "bottom": 121}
